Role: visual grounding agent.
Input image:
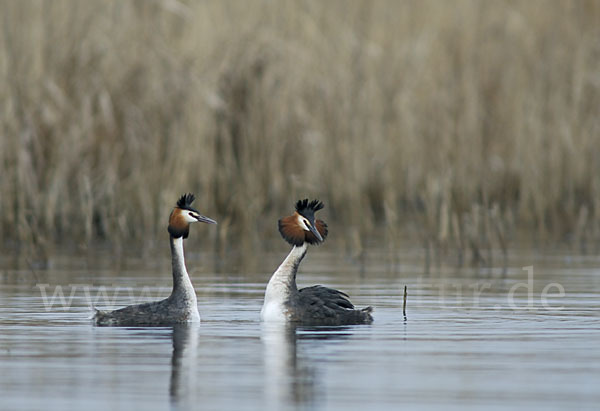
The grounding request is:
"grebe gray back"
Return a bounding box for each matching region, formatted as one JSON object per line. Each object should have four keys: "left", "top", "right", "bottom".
{"left": 94, "top": 193, "right": 216, "bottom": 326}
{"left": 261, "top": 199, "right": 373, "bottom": 325}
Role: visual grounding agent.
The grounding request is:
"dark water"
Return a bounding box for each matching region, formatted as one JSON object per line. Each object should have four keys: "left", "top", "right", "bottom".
{"left": 1, "top": 245, "right": 599, "bottom": 410}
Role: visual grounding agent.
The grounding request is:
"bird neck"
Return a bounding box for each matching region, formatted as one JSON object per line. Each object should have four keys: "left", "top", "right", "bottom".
{"left": 170, "top": 236, "right": 196, "bottom": 300}
{"left": 267, "top": 243, "right": 308, "bottom": 292}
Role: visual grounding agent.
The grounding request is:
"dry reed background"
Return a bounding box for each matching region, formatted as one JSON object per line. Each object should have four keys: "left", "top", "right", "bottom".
{"left": 1, "top": 0, "right": 600, "bottom": 262}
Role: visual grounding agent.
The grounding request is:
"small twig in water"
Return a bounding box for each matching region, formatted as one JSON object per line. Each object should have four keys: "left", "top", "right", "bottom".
{"left": 402, "top": 285, "right": 407, "bottom": 318}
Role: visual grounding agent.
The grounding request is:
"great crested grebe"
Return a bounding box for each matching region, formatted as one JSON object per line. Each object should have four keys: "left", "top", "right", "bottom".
{"left": 94, "top": 193, "right": 216, "bottom": 326}
{"left": 261, "top": 199, "right": 373, "bottom": 325}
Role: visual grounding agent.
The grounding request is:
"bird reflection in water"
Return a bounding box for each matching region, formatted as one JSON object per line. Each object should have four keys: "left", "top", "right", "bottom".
{"left": 261, "top": 323, "right": 352, "bottom": 408}
{"left": 169, "top": 323, "right": 199, "bottom": 407}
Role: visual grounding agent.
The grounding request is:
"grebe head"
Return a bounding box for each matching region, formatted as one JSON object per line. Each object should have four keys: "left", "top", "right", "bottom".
{"left": 168, "top": 193, "right": 216, "bottom": 238}
{"left": 278, "top": 199, "right": 328, "bottom": 246}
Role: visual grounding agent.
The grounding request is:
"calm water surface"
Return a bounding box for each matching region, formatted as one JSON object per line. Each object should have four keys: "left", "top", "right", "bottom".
{"left": 1, "top": 244, "right": 599, "bottom": 410}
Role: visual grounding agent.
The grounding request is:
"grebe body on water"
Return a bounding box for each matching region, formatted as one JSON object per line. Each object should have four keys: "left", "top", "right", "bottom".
{"left": 261, "top": 199, "right": 373, "bottom": 325}
{"left": 94, "top": 193, "right": 216, "bottom": 326}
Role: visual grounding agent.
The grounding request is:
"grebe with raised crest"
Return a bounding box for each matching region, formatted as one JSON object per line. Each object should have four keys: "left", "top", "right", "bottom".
{"left": 261, "top": 199, "right": 373, "bottom": 325}
{"left": 94, "top": 193, "right": 216, "bottom": 326}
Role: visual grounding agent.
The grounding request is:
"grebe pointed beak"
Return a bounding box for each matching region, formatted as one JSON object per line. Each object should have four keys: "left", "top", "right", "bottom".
{"left": 196, "top": 214, "right": 217, "bottom": 224}
{"left": 308, "top": 223, "right": 323, "bottom": 242}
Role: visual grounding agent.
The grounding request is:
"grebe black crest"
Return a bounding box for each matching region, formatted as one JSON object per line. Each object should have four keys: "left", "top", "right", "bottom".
{"left": 278, "top": 199, "right": 328, "bottom": 246}
{"left": 94, "top": 193, "right": 216, "bottom": 326}
{"left": 262, "top": 199, "right": 373, "bottom": 325}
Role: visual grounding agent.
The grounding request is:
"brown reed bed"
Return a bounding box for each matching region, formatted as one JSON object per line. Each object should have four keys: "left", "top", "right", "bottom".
{"left": 1, "top": 1, "right": 599, "bottom": 263}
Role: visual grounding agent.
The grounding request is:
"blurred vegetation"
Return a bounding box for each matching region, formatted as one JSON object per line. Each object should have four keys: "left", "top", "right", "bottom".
{"left": 1, "top": 0, "right": 600, "bottom": 261}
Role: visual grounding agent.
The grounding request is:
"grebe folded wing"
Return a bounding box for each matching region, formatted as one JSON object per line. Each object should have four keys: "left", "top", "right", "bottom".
{"left": 94, "top": 299, "right": 169, "bottom": 326}
{"left": 299, "top": 285, "right": 355, "bottom": 310}
{"left": 297, "top": 285, "right": 373, "bottom": 325}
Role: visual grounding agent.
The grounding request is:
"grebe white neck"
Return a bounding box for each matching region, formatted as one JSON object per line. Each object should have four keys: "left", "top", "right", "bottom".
{"left": 261, "top": 243, "right": 308, "bottom": 322}
{"left": 170, "top": 236, "right": 197, "bottom": 305}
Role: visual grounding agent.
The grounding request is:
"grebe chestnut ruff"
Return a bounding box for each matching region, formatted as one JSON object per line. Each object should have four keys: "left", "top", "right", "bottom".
{"left": 261, "top": 199, "right": 373, "bottom": 325}
{"left": 94, "top": 193, "right": 216, "bottom": 326}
